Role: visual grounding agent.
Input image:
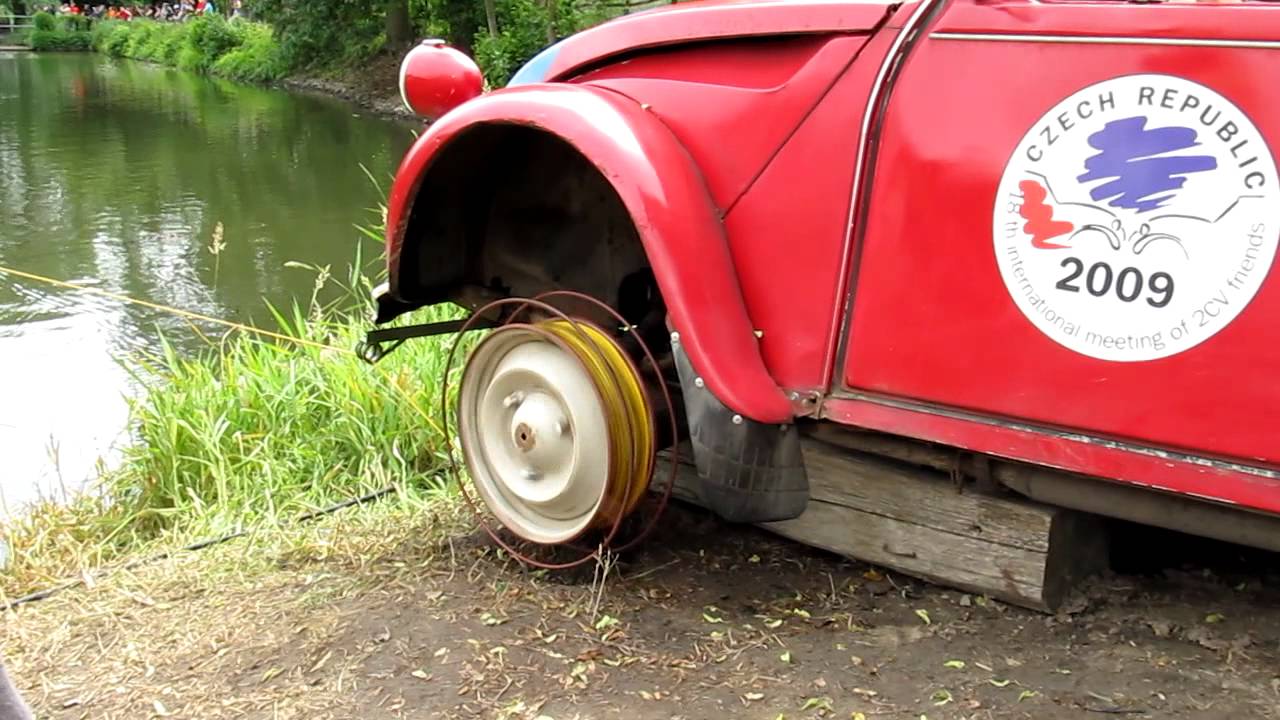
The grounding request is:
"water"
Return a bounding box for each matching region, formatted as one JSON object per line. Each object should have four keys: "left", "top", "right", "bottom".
{"left": 0, "top": 52, "right": 415, "bottom": 513}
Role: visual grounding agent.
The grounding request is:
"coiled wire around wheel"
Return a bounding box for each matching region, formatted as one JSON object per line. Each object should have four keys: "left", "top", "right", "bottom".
{"left": 441, "top": 291, "right": 679, "bottom": 569}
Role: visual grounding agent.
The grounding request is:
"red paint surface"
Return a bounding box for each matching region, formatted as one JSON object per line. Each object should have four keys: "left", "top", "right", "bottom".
{"left": 577, "top": 35, "right": 868, "bottom": 211}
{"left": 576, "top": 32, "right": 888, "bottom": 391}
{"left": 541, "top": 0, "right": 896, "bottom": 83}
{"left": 845, "top": 1, "right": 1280, "bottom": 460}
{"left": 383, "top": 83, "right": 793, "bottom": 423}
{"left": 939, "top": 0, "right": 1280, "bottom": 41}
{"left": 384, "top": 0, "right": 1280, "bottom": 517}
{"left": 721, "top": 30, "right": 895, "bottom": 390}
{"left": 823, "top": 396, "right": 1280, "bottom": 517}
{"left": 399, "top": 41, "right": 483, "bottom": 120}
{"left": 842, "top": 0, "right": 1280, "bottom": 509}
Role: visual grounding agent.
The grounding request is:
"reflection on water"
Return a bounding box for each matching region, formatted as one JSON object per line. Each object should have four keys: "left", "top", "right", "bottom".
{"left": 0, "top": 51, "right": 414, "bottom": 513}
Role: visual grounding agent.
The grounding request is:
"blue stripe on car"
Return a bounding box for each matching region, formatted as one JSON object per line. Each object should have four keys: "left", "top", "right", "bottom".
{"left": 508, "top": 41, "right": 564, "bottom": 86}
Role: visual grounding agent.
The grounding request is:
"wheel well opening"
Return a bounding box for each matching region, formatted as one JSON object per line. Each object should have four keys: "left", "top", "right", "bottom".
{"left": 398, "top": 124, "right": 660, "bottom": 333}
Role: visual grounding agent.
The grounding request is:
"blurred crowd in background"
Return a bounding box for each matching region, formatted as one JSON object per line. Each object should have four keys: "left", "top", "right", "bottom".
{"left": 45, "top": 0, "right": 242, "bottom": 20}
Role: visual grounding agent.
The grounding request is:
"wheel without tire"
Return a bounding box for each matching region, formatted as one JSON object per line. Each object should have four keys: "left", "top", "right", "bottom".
{"left": 457, "top": 319, "right": 654, "bottom": 545}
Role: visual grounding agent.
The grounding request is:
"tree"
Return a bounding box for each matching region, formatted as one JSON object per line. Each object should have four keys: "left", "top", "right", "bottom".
{"left": 386, "top": 0, "right": 411, "bottom": 48}
{"left": 483, "top": 0, "right": 497, "bottom": 38}
{"left": 418, "top": 0, "right": 482, "bottom": 55}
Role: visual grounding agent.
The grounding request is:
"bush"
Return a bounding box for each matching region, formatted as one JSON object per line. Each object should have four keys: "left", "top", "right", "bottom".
{"left": 99, "top": 21, "right": 132, "bottom": 56}
{"left": 29, "top": 28, "right": 92, "bottom": 51}
{"left": 123, "top": 19, "right": 156, "bottom": 57}
{"left": 32, "top": 9, "right": 55, "bottom": 31}
{"left": 151, "top": 21, "right": 191, "bottom": 64}
{"left": 58, "top": 13, "right": 91, "bottom": 32}
{"left": 85, "top": 17, "right": 284, "bottom": 85}
{"left": 174, "top": 41, "right": 201, "bottom": 71}
{"left": 89, "top": 17, "right": 119, "bottom": 49}
{"left": 212, "top": 21, "right": 287, "bottom": 82}
{"left": 248, "top": 0, "right": 385, "bottom": 70}
{"left": 472, "top": 0, "right": 612, "bottom": 86}
{"left": 178, "top": 14, "right": 242, "bottom": 72}
{"left": 134, "top": 25, "right": 167, "bottom": 61}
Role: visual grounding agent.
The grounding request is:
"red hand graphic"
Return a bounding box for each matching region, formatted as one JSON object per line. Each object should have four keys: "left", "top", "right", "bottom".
{"left": 1018, "top": 180, "right": 1073, "bottom": 249}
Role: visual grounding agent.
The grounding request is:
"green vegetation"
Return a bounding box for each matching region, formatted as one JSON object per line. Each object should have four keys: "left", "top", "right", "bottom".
{"left": 249, "top": 0, "right": 398, "bottom": 72}
{"left": 28, "top": 29, "right": 92, "bottom": 51}
{"left": 472, "top": 0, "right": 614, "bottom": 85}
{"left": 0, "top": 247, "right": 469, "bottom": 598}
{"left": 27, "top": 13, "right": 288, "bottom": 82}
{"left": 91, "top": 17, "right": 289, "bottom": 82}
{"left": 247, "top": 0, "right": 664, "bottom": 86}
{"left": 211, "top": 19, "right": 287, "bottom": 82}
{"left": 30, "top": 0, "right": 668, "bottom": 87}
{"left": 27, "top": 12, "right": 92, "bottom": 51}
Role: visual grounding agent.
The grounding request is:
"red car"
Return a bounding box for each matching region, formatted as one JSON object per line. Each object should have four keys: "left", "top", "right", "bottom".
{"left": 372, "top": 0, "right": 1280, "bottom": 598}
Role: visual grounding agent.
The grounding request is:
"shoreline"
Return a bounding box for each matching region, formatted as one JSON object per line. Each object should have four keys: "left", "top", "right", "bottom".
{"left": 282, "top": 69, "right": 419, "bottom": 123}
{"left": 17, "top": 15, "right": 425, "bottom": 124}
{"left": 276, "top": 47, "right": 421, "bottom": 123}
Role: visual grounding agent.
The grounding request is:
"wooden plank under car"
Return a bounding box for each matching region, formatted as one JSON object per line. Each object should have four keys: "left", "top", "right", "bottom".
{"left": 662, "top": 433, "right": 1107, "bottom": 612}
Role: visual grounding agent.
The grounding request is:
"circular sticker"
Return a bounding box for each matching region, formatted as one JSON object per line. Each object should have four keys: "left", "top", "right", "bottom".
{"left": 994, "top": 74, "right": 1280, "bottom": 362}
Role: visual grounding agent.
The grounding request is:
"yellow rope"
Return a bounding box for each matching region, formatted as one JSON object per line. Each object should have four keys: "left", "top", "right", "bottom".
{"left": 0, "top": 263, "right": 448, "bottom": 437}
{"left": 0, "top": 264, "right": 347, "bottom": 353}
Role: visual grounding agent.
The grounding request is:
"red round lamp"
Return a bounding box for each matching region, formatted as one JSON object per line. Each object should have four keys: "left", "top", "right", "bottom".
{"left": 398, "top": 40, "right": 484, "bottom": 121}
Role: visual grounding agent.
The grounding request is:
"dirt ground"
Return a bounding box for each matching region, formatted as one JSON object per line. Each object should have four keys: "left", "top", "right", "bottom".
{"left": 3, "top": 499, "right": 1278, "bottom": 719}
{"left": 283, "top": 53, "right": 419, "bottom": 122}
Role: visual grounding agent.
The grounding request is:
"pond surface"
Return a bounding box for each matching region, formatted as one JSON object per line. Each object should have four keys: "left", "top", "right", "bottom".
{"left": 0, "top": 51, "right": 414, "bottom": 513}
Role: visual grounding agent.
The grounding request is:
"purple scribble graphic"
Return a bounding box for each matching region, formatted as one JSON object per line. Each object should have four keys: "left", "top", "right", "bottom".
{"left": 1076, "top": 116, "right": 1217, "bottom": 213}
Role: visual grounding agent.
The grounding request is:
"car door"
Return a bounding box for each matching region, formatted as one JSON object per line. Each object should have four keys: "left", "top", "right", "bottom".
{"left": 841, "top": 0, "right": 1280, "bottom": 467}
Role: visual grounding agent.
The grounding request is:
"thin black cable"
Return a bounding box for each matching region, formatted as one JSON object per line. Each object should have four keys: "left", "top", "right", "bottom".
{"left": 3, "top": 484, "right": 404, "bottom": 612}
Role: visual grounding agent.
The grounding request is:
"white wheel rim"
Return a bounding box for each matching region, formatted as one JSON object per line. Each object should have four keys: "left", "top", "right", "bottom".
{"left": 458, "top": 327, "right": 611, "bottom": 544}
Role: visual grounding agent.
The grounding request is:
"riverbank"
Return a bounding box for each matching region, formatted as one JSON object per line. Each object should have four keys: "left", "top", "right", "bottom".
{"left": 89, "top": 16, "right": 289, "bottom": 83}
{"left": 57, "top": 13, "right": 417, "bottom": 119}
{"left": 24, "top": 0, "right": 592, "bottom": 122}
{"left": 282, "top": 51, "right": 416, "bottom": 121}
{"left": 25, "top": 13, "right": 403, "bottom": 107}
{"left": 0, "top": 252, "right": 465, "bottom": 597}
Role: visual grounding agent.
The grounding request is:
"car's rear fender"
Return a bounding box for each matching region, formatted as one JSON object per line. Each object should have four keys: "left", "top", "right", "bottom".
{"left": 383, "top": 82, "right": 794, "bottom": 424}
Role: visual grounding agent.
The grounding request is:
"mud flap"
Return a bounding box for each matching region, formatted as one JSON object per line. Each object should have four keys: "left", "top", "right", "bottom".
{"left": 672, "top": 342, "right": 809, "bottom": 523}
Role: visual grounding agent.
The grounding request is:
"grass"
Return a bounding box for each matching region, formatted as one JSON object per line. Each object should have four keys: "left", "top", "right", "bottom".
{"left": 0, "top": 242, "right": 472, "bottom": 602}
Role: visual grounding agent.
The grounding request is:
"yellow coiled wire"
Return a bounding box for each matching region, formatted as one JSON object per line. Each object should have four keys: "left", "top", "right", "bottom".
{"left": 540, "top": 319, "right": 654, "bottom": 525}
